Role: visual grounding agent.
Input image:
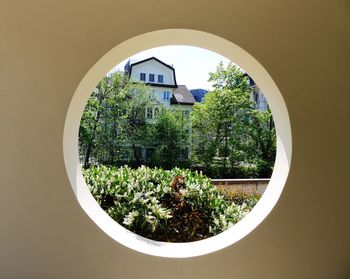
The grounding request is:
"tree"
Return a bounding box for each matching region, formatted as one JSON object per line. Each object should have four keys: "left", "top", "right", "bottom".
{"left": 191, "top": 88, "right": 253, "bottom": 177}
{"left": 191, "top": 62, "right": 276, "bottom": 178}
{"left": 208, "top": 61, "right": 250, "bottom": 92}
{"left": 122, "top": 82, "right": 155, "bottom": 166}
{"left": 149, "top": 108, "right": 191, "bottom": 169}
{"left": 249, "top": 109, "right": 276, "bottom": 176}
{"left": 79, "top": 72, "right": 154, "bottom": 168}
{"left": 79, "top": 72, "right": 125, "bottom": 168}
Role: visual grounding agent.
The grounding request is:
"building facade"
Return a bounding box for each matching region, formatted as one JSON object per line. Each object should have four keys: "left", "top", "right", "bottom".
{"left": 125, "top": 57, "right": 196, "bottom": 119}
{"left": 246, "top": 76, "right": 269, "bottom": 111}
{"left": 124, "top": 57, "right": 196, "bottom": 162}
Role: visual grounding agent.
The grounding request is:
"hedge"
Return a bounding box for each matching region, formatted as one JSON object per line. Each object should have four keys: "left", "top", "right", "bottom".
{"left": 83, "top": 165, "right": 260, "bottom": 242}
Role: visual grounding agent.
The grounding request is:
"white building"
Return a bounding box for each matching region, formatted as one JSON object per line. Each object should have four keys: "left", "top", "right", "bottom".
{"left": 124, "top": 57, "right": 195, "bottom": 161}
{"left": 125, "top": 57, "right": 196, "bottom": 119}
{"left": 246, "top": 75, "right": 269, "bottom": 111}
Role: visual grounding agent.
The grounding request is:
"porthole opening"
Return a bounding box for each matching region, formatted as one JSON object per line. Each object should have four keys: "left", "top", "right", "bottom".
{"left": 79, "top": 46, "right": 275, "bottom": 243}
{"left": 63, "top": 29, "right": 291, "bottom": 258}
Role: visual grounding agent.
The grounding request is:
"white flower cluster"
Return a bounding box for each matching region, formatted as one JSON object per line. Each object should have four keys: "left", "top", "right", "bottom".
{"left": 84, "top": 165, "right": 260, "bottom": 241}
{"left": 123, "top": 210, "right": 139, "bottom": 226}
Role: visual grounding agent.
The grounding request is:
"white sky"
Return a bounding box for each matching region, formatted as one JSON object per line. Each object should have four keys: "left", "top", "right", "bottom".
{"left": 111, "top": 45, "right": 231, "bottom": 90}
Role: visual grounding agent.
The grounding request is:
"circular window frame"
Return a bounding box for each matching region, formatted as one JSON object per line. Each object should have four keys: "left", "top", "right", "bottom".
{"left": 63, "top": 29, "right": 292, "bottom": 258}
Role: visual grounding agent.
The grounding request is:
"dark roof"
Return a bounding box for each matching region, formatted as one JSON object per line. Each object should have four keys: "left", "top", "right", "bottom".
{"left": 190, "top": 89, "right": 208, "bottom": 102}
{"left": 127, "top": 57, "right": 177, "bottom": 87}
{"left": 171, "top": 85, "right": 196, "bottom": 105}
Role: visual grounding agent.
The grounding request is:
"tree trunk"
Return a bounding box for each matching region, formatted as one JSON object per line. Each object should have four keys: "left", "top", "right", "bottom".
{"left": 84, "top": 144, "right": 93, "bottom": 169}
{"left": 83, "top": 102, "right": 103, "bottom": 169}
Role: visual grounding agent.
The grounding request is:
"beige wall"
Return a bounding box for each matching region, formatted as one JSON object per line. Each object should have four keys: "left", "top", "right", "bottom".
{"left": 0, "top": 1, "right": 349, "bottom": 278}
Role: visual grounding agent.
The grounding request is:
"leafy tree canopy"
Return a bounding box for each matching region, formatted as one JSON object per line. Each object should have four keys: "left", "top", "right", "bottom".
{"left": 191, "top": 62, "right": 276, "bottom": 178}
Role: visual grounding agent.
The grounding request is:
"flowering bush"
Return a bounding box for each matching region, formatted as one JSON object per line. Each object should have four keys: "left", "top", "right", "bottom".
{"left": 83, "top": 165, "right": 259, "bottom": 242}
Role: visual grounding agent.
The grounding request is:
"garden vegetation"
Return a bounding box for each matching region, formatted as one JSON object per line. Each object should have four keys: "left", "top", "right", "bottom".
{"left": 79, "top": 62, "right": 276, "bottom": 178}
{"left": 84, "top": 165, "right": 260, "bottom": 242}
{"left": 79, "top": 61, "right": 272, "bottom": 242}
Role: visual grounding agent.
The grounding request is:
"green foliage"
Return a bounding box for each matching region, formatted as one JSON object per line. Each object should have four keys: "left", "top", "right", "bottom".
{"left": 79, "top": 72, "right": 157, "bottom": 167}
{"left": 191, "top": 88, "right": 253, "bottom": 174}
{"left": 222, "top": 189, "right": 261, "bottom": 209}
{"left": 209, "top": 61, "right": 250, "bottom": 92}
{"left": 190, "top": 63, "right": 276, "bottom": 178}
{"left": 148, "top": 109, "right": 191, "bottom": 169}
{"left": 250, "top": 109, "right": 276, "bottom": 165}
{"left": 79, "top": 72, "right": 191, "bottom": 169}
{"left": 83, "top": 165, "right": 258, "bottom": 242}
{"left": 79, "top": 62, "right": 276, "bottom": 179}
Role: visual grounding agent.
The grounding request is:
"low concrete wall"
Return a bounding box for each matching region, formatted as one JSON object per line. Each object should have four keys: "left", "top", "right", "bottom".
{"left": 211, "top": 178, "right": 270, "bottom": 195}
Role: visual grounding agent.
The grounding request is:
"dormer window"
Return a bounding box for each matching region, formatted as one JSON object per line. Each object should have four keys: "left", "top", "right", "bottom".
{"left": 158, "top": 74, "right": 164, "bottom": 83}
{"left": 149, "top": 74, "right": 155, "bottom": 82}
{"left": 140, "top": 73, "right": 146, "bottom": 81}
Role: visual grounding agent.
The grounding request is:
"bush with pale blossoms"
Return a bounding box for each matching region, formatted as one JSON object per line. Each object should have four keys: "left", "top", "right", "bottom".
{"left": 83, "top": 165, "right": 260, "bottom": 242}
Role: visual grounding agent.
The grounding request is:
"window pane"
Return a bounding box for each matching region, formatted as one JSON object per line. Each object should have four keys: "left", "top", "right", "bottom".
{"left": 146, "top": 107, "right": 153, "bottom": 119}
{"left": 140, "top": 73, "right": 146, "bottom": 81}
{"left": 163, "top": 91, "right": 170, "bottom": 100}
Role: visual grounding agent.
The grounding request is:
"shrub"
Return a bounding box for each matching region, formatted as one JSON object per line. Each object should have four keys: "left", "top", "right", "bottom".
{"left": 221, "top": 189, "right": 261, "bottom": 209}
{"left": 83, "top": 165, "right": 259, "bottom": 242}
{"left": 256, "top": 160, "right": 274, "bottom": 178}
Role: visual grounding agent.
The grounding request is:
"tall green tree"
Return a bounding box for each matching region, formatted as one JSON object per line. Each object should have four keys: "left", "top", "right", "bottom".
{"left": 79, "top": 72, "right": 125, "bottom": 168}
{"left": 191, "top": 62, "right": 276, "bottom": 178}
{"left": 249, "top": 109, "right": 276, "bottom": 176}
{"left": 208, "top": 62, "right": 250, "bottom": 92}
{"left": 122, "top": 82, "right": 156, "bottom": 166}
{"left": 79, "top": 72, "right": 154, "bottom": 168}
{"left": 149, "top": 108, "right": 191, "bottom": 169}
{"left": 191, "top": 88, "right": 252, "bottom": 177}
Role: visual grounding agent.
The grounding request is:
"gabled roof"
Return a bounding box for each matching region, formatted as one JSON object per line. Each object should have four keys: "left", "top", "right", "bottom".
{"left": 129, "top": 57, "right": 175, "bottom": 71}
{"left": 171, "top": 85, "right": 196, "bottom": 105}
{"left": 127, "top": 57, "right": 177, "bottom": 87}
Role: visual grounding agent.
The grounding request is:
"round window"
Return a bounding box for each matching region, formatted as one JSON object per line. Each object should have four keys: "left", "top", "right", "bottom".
{"left": 63, "top": 29, "right": 291, "bottom": 258}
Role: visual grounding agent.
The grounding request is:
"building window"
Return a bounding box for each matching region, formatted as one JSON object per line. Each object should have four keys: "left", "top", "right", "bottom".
{"left": 65, "top": 29, "right": 292, "bottom": 259}
{"left": 158, "top": 74, "right": 164, "bottom": 83}
{"left": 146, "top": 107, "right": 153, "bottom": 119}
{"left": 149, "top": 90, "right": 156, "bottom": 99}
{"left": 149, "top": 73, "right": 155, "bottom": 82}
{"left": 140, "top": 73, "right": 146, "bottom": 81}
{"left": 163, "top": 91, "right": 170, "bottom": 100}
{"left": 154, "top": 107, "right": 159, "bottom": 117}
{"left": 182, "top": 110, "right": 190, "bottom": 117}
{"left": 254, "top": 92, "right": 259, "bottom": 103}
